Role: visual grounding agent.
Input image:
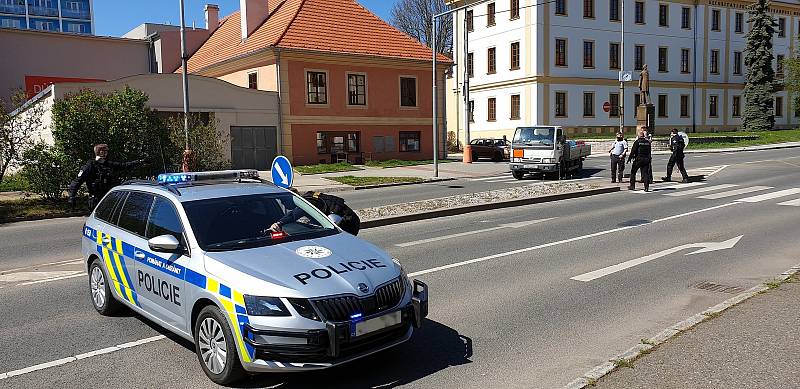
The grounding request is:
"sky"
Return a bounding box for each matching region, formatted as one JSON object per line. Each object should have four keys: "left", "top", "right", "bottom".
{"left": 94, "top": 0, "right": 395, "bottom": 37}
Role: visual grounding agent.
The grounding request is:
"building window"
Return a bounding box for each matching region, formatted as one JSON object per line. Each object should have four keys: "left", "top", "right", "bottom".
{"left": 777, "top": 54, "right": 785, "bottom": 78}
{"left": 658, "top": 47, "right": 668, "bottom": 72}
{"left": 469, "top": 100, "right": 475, "bottom": 122}
{"left": 487, "top": 2, "right": 496, "bottom": 26}
{"left": 399, "top": 131, "right": 421, "bottom": 152}
{"left": 510, "top": 0, "right": 520, "bottom": 19}
{"left": 609, "top": 92, "right": 620, "bottom": 117}
{"left": 317, "top": 132, "right": 360, "bottom": 154}
{"left": 487, "top": 97, "right": 497, "bottom": 121}
{"left": 733, "top": 51, "right": 742, "bottom": 75}
{"left": 658, "top": 4, "right": 668, "bottom": 27}
{"left": 487, "top": 47, "right": 497, "bottom": 74}
{"left": 681, "top": 7, "right": 691, "bottom": 29}
{"left": 710, "top": 50, "right": 719, "bottom": 74}
{"left": 400, "top": 77, "right": 417, "bottom": 107}
{"left": 583, "top": 0, "right": 594, "bottom": 18}
{"left": 316, "top": 132, "right": 328, "bottom": 153}
{"left": 732, "top": 95, "right": 741, "bottom": 117}
{"left": 634, "top": 93, "right": 640, "bottom": 117}
{"left": 610, "top": 0, "right": 620, "bottom": 22}
{"left": 776, "top": 96, "right": 784, "bottom": 117}
{"left": 609, "top": 42, "right": 620, "bottom": 70}
{"left": 681, "top": 48, "right": 690, "bottom": 73}
{"left": 680, "top": 95, "right": 690, "bottom": 117}
{"left": 778, "top": 17, "right": 786, "bottom": 37}
{"left": 467, "top": 52, "right": 474, "bottom": 78}
{"left": 511, "top": 94, "right": 521, "bottom": 119}
{"left": 510, "top": 42, "right": 520, "bottom": 70}
{"left": 555, "top": 92, "right": 567, "bottom": 117}
{"left": 709, "top": 95, "right": 718, "bottom": 118}
{"left": 657, "top": 94, "right": 668, "bottom": 117}
{"left": 555, "top": 38, "right": 567, "bottom": 67}
{"left": 347, "top": 73, "right": 367, "bottom": 106}
{"left": 555, "top": 0, "right": 566, "bottom": 16}
{"left": 583, "top": 41, "right": 594, "bottom": 68}
{"left": 634, "top": 1, "right": 644, "bottom": 24}
{"left": 583, "top": 92, "right": 594, "bottom": 117}
{"left": 711, "top": 9, "right": 720, "bottom": 31}
{"left": 735, "top": 12, "right": 743, "bottom": 33}
{"left": 466, "top": 9, "right": 474, "bottom": 31}
{"left": 634, "top": 45, "right": 644, "bottom": 70}
{"left": 247, "top": 72, "right": 258, "bottom": 89}
{"left": 306, "top": 71, "right": 327, "bottom": 104}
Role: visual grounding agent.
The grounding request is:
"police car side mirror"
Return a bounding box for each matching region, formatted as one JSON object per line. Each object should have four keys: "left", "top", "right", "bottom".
{"left": 148, "top": 235, "right": 181, "bottom": 253}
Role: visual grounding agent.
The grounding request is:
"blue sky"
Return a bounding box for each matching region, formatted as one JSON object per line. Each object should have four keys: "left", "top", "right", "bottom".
{"left": 95, "top": 0, "right": 394, "bottom": 37}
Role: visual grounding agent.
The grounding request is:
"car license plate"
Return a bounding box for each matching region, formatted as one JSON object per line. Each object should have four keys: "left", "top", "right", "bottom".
{"left": 524, "top": 164, "right": 535, "bottom": 168}
{"left": 354, "top": 311, "right": 402, "bottom": 337}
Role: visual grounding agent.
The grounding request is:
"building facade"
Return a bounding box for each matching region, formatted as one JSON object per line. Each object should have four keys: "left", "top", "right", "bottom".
{"left": 0, "top": 0, "right": 93, "bottom": 34}
{"left": 446, "top": 0, "right": 800, "bottom": 143}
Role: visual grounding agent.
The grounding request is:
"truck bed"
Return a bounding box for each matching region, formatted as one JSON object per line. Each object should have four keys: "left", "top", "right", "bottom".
{"left": 564, "top": 143, "right": 591, "bottom": 161}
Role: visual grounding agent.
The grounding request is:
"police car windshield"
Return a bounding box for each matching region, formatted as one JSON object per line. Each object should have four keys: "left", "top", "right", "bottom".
{"left": 513, "top": 127, "right": 555, "bottom": 146}
{"left": 183, "top": 193, "right": 338, "bottom": 252}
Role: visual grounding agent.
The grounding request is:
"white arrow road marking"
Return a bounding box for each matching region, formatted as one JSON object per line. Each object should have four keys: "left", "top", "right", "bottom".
{"left": 396, "top": 218, "right": 555, "bottom": 247}
{"left": 273, "top": 163, "right": 289, "bottom": 185}
{"left": 570, "top": 236, "right": 744, "bottom": 282}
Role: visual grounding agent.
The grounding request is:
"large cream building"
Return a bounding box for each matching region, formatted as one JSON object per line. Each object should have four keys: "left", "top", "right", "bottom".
{"left": 446, "top": 0, "right": 800, "bottom": 143}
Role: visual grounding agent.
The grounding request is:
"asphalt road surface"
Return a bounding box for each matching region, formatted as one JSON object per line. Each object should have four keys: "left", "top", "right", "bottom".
{"left": 1, "top": 148, "right": 799, "bottom": 388}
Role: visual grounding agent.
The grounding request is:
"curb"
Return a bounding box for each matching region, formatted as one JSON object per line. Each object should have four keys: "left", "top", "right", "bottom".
{"left": 353, "top": 178, "right": 455, "bottom": 190}
{"left": 0, "top": 212, "right": 88, "bottom": 224}
{"left": 564, "top": 264, "right": 800, "bottom": 388}
{"left": 684, "top": 142, "right": 800, "bottom": 154}
{"left": 361, "top": 186, "right": 620, "bottom": 229}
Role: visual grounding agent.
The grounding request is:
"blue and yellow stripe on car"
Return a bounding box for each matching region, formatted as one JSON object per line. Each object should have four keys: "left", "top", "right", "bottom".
{"left": 95, "top": 231, "right": 139, "bottom": 307}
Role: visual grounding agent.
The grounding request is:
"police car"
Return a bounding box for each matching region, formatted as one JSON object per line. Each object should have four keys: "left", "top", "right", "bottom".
{"left": 82, "top": 170, "right": 428, "bottom": 384}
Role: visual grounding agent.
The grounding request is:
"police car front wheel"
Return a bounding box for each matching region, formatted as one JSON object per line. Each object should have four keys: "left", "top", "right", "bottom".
{"left": 89, "top": 258, "right": 122, "bottom": 315}
{"left": 194, "top": 306, "right": 246, "bottom": 385}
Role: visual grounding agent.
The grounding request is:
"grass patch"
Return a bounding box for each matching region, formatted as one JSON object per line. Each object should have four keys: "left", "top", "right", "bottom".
{"left": 703, "top": 311, "right": 722, "bottom": 319}
{"left": 294, "top": 162, "right": 363, "bottom": 175}
{"left": 613, "top": 359, "right": 634, "bottom": 369}
{"left": 0, "top": 174, "right": 30, "bottom": 192}
{"left": 765, "top": 279, "right": 786, "bottom": 290}
{"left": 0, "top": 197, "right": 88, "bottom": 222}
{"left": 365, "top": 159, "right": 452, "bottom": 169}
{"left": 327, "top": 176, "right": 425, "bottom": 187}
{"left": 686, "top": 129, "right": 800, "bottom": 149}
{"left": 640, "top": 338, "right": 656, "bottom": 346}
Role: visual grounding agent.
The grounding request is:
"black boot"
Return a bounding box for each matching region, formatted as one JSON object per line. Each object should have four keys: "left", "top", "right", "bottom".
{"left": 662, "top": 176, "right": 671, "bottom": 182}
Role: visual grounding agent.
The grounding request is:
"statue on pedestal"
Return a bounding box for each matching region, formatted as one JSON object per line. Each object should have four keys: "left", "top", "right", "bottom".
{"left": 638, "top": 64, "right": 650, "bottom": 105}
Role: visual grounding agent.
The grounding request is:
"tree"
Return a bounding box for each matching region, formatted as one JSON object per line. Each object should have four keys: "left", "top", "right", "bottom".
{"left": 391, "top": 0, "right": 453, "bottom": 57}
{"left": 164, "top": 113, "right": 230, "bottom": 172}
{"left": 0, "top": 90, "right": 42, "bottom": 183}
{"left": 743, "top": 0, "right": 778, "bottom": 131}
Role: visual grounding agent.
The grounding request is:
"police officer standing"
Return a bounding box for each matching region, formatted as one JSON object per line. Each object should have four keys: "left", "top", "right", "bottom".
{"left": 662, "top": 128, "right": 689, "bottom": 183}
{"left": 272, "top": 191, "right": 361, "bottom": 235}
{"left": 628, "top": 131, "right": 653, "bottom": 192}
{"left": 68, "top": 144, "right": 147, "bottom": 210}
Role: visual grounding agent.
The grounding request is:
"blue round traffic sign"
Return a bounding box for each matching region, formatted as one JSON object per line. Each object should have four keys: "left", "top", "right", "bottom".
{"left": 271, "top": 156, "right": 293, "bottom": 189}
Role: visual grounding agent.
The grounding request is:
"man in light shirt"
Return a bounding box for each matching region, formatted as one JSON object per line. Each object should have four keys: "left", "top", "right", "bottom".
{"left": 608, "top": 132, "right": 628, "bottom": 183}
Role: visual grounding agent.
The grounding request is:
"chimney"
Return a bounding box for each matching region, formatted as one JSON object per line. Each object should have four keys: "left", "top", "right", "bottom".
{"left": 240, "top": 0, "right": 269, "bottom": 40}
{"left": 205, "top": 4, "right": 219, "bottom": 33}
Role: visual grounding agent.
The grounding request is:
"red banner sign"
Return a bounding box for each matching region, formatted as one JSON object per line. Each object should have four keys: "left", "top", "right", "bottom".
{"left": 25, "top": 75, "right": 105, "bottom": 99}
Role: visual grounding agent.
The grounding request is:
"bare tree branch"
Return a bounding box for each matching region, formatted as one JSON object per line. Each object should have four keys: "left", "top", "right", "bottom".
{"left": 391, "top": 0, "right": 453, "bottom": 57}
{"left": 0, "top": 90, "right": 42, "bottom": 182}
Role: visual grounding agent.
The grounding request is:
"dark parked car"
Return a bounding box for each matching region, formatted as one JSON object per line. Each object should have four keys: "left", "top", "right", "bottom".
{"left": 469, "top": 138, "right": 510, "bottom": 162}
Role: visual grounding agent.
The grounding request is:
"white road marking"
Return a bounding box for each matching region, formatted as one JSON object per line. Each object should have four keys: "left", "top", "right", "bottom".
{"left": 777, "top": 198, "right": 800, "bottom": 207}
{"left": 663, "top": 184, "right": 738, "bottom": 197}
{"left": 705, "top": 165, "right": 729, "bottom": 177}
{"left": 0, "top": 258, "right": 84, "bottom": 275}
{"left": 735, "top": 188, "right": 800, "bottom": 203}
{"left": 396, "top": 218, "right": 554, "bottom": 247}
{"left": 470, "top": 174, "right": 512, "bottom": 181}
{"left": 629, "top": 182, "right": 705, "bottom": 194}
{"left": 697, "top": 186, "right": 773, "bottom": 200}
{"left": 0, "top": 271, "right": 82, "bottom": 283}
{"left": 53, "top": 260, "right": 84, "bottom": 267}
{"left": 408, "top": 202, "right": 741, "bottom": 277}
{"left": 18, "top": 273, "right": 86, "bottom": 286}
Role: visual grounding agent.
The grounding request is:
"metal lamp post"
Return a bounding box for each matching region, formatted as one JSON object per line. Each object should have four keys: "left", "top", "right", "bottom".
{"left": 179, "top": 0, "right": 192, "bottom": 172}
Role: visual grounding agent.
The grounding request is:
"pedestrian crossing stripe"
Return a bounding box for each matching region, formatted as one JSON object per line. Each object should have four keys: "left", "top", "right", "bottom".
{"left": 632, "top": 183, "right": 800, "bottom": 206}
{"left": 662, "top": 184, "right": 738, "bottom": 197}
{"left": 697, "top": 186, "right": 773, "bottom": 200}
{"left": 777, "top": 198, "right": 800, "bottom": 207}
{"left": 735, "top": 188, "right": 800, "bottom": 203}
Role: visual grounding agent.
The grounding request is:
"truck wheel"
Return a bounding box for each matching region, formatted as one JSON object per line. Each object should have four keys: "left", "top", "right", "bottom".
{"left": 194, "top": 306, "right": 246, "bottom": 385}
{"left": 512, "top": 171, "right": 525, "bottom": 180}
{"left": 89, "top": 258, "right": 123, "bottom": 316}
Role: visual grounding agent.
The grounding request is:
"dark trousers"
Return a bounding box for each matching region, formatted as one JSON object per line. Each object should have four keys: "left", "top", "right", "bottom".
{"left": 666, "top": 154, "right": 689, "bottom": 180}
{"left": 340, "top": 212, "right": 361, "bottom": 236}
{"left": 630, "top": 159, "right": 651, "bottom": 190}
{"left": 610, "top": 155, "right": 625, "bottom": 182}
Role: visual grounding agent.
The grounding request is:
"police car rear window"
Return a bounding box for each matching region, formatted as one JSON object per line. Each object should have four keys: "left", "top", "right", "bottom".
{"left": 117, "top": 192, "right": 155, "bottom": 237}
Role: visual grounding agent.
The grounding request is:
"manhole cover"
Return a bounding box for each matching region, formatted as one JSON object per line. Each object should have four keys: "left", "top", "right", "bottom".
{"left": 690, "top": 281, "right": 745, "bottom": 294}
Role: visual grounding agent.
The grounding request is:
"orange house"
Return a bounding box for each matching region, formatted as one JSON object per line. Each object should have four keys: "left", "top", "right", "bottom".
{"left": 185, "top": 0, "right": 451, "bottom": 166}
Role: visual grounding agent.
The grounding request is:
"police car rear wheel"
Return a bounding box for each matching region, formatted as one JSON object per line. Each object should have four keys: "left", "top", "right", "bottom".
{"left": 89, "top": 259, "right": 122, "bottom": 315}
{"left": 194, "top": 306, "right": 245, "bottom": 385}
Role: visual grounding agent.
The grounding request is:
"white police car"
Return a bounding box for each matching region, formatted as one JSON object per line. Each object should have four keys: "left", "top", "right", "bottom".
{"left": 82, "top": 170, "right": 428, "bottom": 384}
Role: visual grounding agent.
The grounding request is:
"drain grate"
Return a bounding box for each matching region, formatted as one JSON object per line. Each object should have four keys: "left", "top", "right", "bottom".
{"left": 690, "top": 281, "right": 745, "bottom": 294}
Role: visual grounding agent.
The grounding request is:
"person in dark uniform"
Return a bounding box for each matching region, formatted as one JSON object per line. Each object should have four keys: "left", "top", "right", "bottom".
{"left": 643, "top": 127, "right": 654, "bottom": 185}
{"left": 628, "top": 131, "right": 652, "bottom": 192}
{"left": 68, "top": 144, "right": 147, "bottom": 210}
{"left": 271, "top": 191, "right": 361, "bottom": 235}
{"left": 662, "top": 128, "right": 689, "bottom": 183}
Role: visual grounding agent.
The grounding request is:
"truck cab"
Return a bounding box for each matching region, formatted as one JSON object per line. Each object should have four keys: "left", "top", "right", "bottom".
{"left": 509, "top": 126, "right": 591, "bottom": 180}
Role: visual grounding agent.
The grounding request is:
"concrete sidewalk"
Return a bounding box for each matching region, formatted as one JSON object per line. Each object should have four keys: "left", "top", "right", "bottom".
{"left": 593, "top": 275, "right": 800, "bottom": 388}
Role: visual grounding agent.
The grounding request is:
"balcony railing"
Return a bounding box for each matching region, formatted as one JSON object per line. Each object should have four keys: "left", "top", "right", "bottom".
{"left": 0, "top": 4, "right": 26, "bottom": 14}
{"left": 61, "top": 8, "right": 89, "bottom": 19}
{"left": 28, "top": 5, "right": 59, "bottom": 16}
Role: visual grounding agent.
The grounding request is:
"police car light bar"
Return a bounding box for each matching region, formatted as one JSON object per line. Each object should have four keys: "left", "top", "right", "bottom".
{"left": 157, "top": 170, "right": 260, "bottom": 184}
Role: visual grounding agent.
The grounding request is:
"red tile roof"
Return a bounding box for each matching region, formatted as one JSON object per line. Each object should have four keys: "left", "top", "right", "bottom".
{"left": 185, "top": 0, "right": 450, "bottom": 73}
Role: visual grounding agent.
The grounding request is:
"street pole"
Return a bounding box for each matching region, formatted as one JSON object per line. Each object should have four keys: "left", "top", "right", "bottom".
{"left": 432, "top": 15, "right": 439, "bottom": 178}
{"left": 179, "top": 0, "right": 192, "bottom": 172}
{"left": 619, "top": 0, "right": 624, "bottom": 135}
{"left": 464, "top": 12, "right": 470, "bottom": 147}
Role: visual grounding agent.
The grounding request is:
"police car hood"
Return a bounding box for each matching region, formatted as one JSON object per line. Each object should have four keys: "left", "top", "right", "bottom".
{"left": 203, "top": 233, "right": 400, "bottom": 298}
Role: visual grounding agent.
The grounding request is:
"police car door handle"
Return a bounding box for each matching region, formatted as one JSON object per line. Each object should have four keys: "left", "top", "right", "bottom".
{"left": 102, "top": 237, "right": 111, "bottom": 244}
{"left": 134, "top": 251, "right": 146, "bottom": 259}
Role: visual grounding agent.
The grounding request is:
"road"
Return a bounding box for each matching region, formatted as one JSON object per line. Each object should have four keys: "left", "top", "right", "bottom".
{"left": 1, "top": 148, "right": 799, "bottom": 388}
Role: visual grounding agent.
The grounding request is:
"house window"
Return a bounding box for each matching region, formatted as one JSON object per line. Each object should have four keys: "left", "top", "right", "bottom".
{"left": 657, "top": 94, "right": 668, "bottom": 117}
{"left": 466, "top": 9, "right": 474, "bottom": 31}
{"left": 681, "top": 48, "right": 690, "bottom": 73}
{"left": 609, "top": 42, "right": 620, "bottom": 70}
{"left": 306, "top": 71, "right": 327, "bottom": 104}
{"left": 733, "top": 51, "right": 742, "bottom": 75}
{"left": 510, "top": 42, "right": 520, "bottom": 70}
{"left": 709, "top": 95, "right": 718, "bottom": 117}
{"left": 400, "top": 77, "right": 417, "bottom": 107}
{"left": 511, "top": 94, "right": 521, "bottom": 120}
{"left": 555, "top": 0, "right": 566, "bottom": 16}
{"left": 776, "top": 96, "right": 784, "bottom": 117}
{"left": 510, "top": 0, "right": 519, "bottom": 19}
{"left": 634, "top": 45, "right": 644, "bottom": 70}
{"left": 467, "top": 52, "right": 474, "bottom": 77}
{"left": 608, "top": 93, "right": 620, "bottom": 117}
{"left": 732, "top": 95, "right": 741, "bottom": 117}
{"left": 681, "top": 7, "right": 691, "bottom": 29}
{"left": 610, "top": 0, "right": 620, "bottom": 22}
{"left": 487, "top": 97, "right": 497, "bottom": 121}
{"left": 555, "top": 92, "right": 567, "bottom": 117}
{"left": 555, "top": 38, "right": 567, "bottom": 67}
{"left": 777, "top": 54, "right": 785, "bottom": 78}
{"left": 399, "top": 131, "right": 421, "bottom": 152}
{"left": 487, "top": 47, "right": 497, "bottom": 74}
{"left": 583, "top": 92, "right": 594, "bottom": 117}
{"left": 680, "top": 95, "right": 690, "bottom": 117}
{"left": 487, "top": 2, "right": 496, "bottom": 26}
{"left": 469, "top": 100, "right": 475, "bottom": 122}
{"left": 583, "top": 0, "right": 594, "bottom": 18}
{"left": 347, "top": 73, "right": 366, "bottom": 106}
{"left": 778, "top": 17, "right": 786, "bottom": 37}
{"left": 659, "top": 4, "right": 668, "bottom": 27}
{"left": 658, "top": 47, "right": 668, "bottom": 72}
{"left": 583, "top": 41, "right": 594, "bottom": 68}
{"left": 710, "top": 50, "right": 719, "bottom": 74}
{"left": 248, "top": 72, "right": 258, "bottom": 89}
{"left": 317, "top": 132, "right": 360, "bottom": 154}
{"left": 711, "top": 9, "right": 720, "bottom": 31}
{"left": 634, "top": 1, "right": 644, "bottom": 24}
{"left": 735, "top": 12, "right": 743, "bottom": 33}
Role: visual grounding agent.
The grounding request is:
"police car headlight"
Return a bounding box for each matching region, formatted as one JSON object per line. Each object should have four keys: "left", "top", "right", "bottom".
{"left": 393, "top": 258, "right": 410, "bottom": 285}
{"left": 243, "top": 295, "right": 291, "bottom": 317}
